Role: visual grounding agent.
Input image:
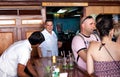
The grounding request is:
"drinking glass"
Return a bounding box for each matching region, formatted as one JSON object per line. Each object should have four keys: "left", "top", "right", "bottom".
{"left": 46, "top": 50, "right": 52, "bottom": 73}
{"left": 47, "top": 50, "right": 52, "bottom": 57}
{"left": 57, "top": 57, "right": 63, "bottom": 71}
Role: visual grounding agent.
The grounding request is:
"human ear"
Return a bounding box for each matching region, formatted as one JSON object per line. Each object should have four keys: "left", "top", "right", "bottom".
{"left": 109, "top": 29, "right": 114, "bottom": 38}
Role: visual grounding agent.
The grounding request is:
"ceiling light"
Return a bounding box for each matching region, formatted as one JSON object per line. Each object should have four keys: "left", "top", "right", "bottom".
{"left": 57, "top": 9, "right": 67, "bottom": 13}
{"left": 74, "top": 14, "right": 80, "bottom": 16}
{"left": 68, "top": 8, "right": 78, "bottom": 12}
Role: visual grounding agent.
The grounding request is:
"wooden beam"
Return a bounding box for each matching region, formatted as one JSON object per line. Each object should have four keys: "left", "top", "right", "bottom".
{"left": 0, "top": 2, "right": 42, "bottom": 6}
{"left": 42, "top": 2, "right": 88, "bottom": 6}
{"left": 0, "top": 0, "right": 120, "bottom": 6}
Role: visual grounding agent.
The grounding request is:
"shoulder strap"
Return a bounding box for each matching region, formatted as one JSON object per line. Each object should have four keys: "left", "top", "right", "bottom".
{"left": 104, "top": 45, "right": 115, "bottom": 61}
{"left": 104, "top": 45, "right": 120, "bottom": 69}
{"left": 77, "top": 34, "right": 87, "bottom": 48}
{"left": 93, "top": 33, "right": 99, "bottom": 41}
{"left": 76, "top": 34, "right": 87, "bottom": 62}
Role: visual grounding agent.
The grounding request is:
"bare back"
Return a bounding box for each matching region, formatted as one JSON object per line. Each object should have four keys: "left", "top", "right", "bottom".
{"left": 89, "top": 41, "right": 120, "bottom": 62}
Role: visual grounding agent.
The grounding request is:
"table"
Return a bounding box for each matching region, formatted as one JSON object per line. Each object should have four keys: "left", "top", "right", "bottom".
{"left": 33, "top": 57, "right": 90, "bottom": 77}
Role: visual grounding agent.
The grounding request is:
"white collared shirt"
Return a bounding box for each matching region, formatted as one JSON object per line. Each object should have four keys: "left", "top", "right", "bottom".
{"left": 0, "top": 40, "right": 32, "bottom": 76}
{"left": 39, "top": 29, "right": 58, "bottom": 57}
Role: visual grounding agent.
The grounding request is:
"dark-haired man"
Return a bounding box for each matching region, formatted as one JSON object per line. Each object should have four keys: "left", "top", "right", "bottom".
{"left": 0, "top": 31, "right": 45, "bottom": 77}
{"left": 39, "top": 19, "right": 62, "bottom": 57}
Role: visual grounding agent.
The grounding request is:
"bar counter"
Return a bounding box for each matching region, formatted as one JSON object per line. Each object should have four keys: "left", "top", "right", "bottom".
{"left": 33, "top": 57, "right": 90, "bottom": 77}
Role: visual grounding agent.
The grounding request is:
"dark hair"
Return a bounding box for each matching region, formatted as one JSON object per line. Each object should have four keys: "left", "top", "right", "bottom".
{"left": 96, "top": 14, "right": 113, "bottom": 24}
{"left": 28, "top": 31, "right": 45, "bottom": 45}
{"left": 45, "top": 19, "right": 53, "bottom": 24}
{"left": 96, "top": 14, "right": 104, "bottom": 23}
{"left": 96, "top": 15, "right": 113, "bottom": 40}
{"left": 81, "top": 16, "right": 93, "bottom": 24}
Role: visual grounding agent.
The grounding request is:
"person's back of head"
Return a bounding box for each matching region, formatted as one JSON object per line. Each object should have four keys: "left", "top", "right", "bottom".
{"left": 96, "top": 15, "right": 113, "bottom": 40}
{"left": 96, "top": 14, "right": 104, "bottom": 24}
{"left": 96, "top": 14, "right": 113, "bottom": 23}
{"left": 28, "top": 31, "right": 45, "bottom": 45}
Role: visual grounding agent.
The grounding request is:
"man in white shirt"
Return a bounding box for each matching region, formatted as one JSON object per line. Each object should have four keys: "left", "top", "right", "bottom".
{"left": 0, "top": 31, "right": 45, "bottom": 77}
{"left": 39, "top": 19, "right": 60, "bottom": 57}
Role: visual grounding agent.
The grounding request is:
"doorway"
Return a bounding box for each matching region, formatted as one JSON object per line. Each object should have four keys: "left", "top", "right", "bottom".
{"left": 46, "top": 7, "right": 84, "bottom": 56}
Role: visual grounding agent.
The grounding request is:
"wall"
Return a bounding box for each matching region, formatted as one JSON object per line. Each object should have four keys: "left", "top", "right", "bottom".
{"left": 85, "top": 6, "right": 120, "bottom": 16}
{"left": 53, "top": 17, "right": 80, "bottom": 34}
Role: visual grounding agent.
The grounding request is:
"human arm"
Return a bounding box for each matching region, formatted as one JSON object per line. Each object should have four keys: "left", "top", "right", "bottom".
{"left": 72, "top": 35, "right": 87, "bottom": 62}
{"left": 78, "top": 49, "right": 87, "bottom": 62}
{"left": 87, "top": 43, "right": 94, "bottom": 76}
{"left": 17, "top": 63, "right": 30, "bottom": 77}
{"left": 26, "top": 59, "right": 38, "bottom": 77}
{"left": 17, "top": 47, "right": 38, "bottom": 77}
{"left": 37, "top": 46, "right": 43, "bottom": 57}
{"left": 30, "top": 45, "right": 42, "bottom": 58}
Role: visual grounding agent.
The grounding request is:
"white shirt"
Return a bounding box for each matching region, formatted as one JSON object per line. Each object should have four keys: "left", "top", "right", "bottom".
{"left": 0, "top": 40, "right": 32, "bottom": 77}
{"left": 39, "top": 29, "right": 58, "bottom": 57}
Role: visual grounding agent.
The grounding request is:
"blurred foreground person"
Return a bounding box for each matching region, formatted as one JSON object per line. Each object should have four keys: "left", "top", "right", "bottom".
{"left": 87, "top": 15, "right": 120, "bottom": 77}
{"left": 0, "top": 31, "right": 45, "bottom": 77}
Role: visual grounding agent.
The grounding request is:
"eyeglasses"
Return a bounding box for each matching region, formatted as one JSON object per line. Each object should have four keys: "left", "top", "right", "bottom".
{"left": 81, "top": 16, "right": 93, "bottom": 24}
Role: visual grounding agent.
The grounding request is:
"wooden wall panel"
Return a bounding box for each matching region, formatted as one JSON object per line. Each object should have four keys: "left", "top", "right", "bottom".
{"left": 21, "top": 27, "right": 43, "bottom": 40}
{"left": 85, "top": 6, "right": 103, "bottom": 16}
{"left": 0, "top": 0, "right": 120, "bottom": 6}
{"left": 0, "top": 33, "right": 13, "bottom": 54}
{"left": 0, "top": 27, "right": 17, "bottom": 55}
{"left": 103, "top": 6, "right": 120, "bottom": 14}
{"left": 0, "top": 7, "right": 45, "bottom": 55}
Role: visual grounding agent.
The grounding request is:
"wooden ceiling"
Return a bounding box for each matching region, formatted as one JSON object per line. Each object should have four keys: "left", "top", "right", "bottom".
{"left": 0, "top": 0, "right": 120, "bottom": 6}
